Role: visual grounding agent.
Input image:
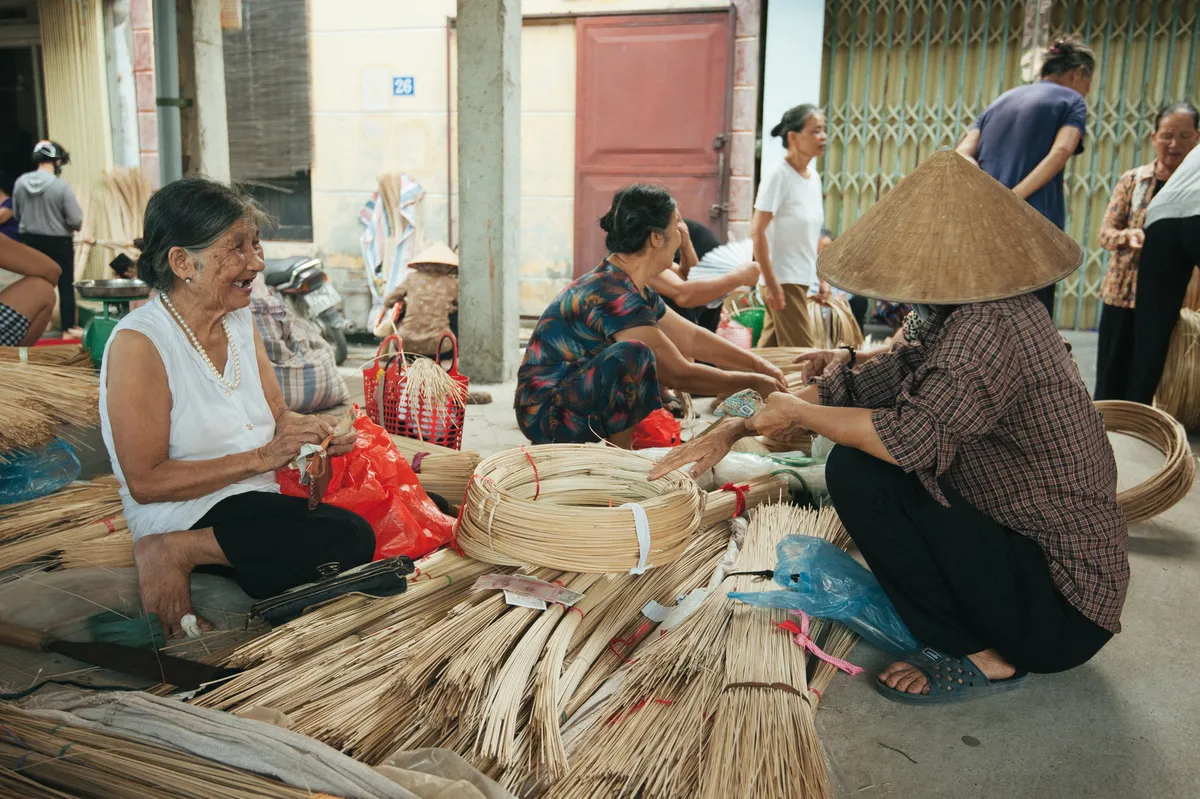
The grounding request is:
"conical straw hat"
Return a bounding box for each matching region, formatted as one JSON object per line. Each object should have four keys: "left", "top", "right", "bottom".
{"left": 817, "top": 149, "right": 1082, "bottom": 304}
{"left": 408, "top": 242, "right": 459, "bottom": 269}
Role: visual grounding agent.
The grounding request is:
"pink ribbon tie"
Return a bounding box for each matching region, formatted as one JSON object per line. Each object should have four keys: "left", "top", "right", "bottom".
{"left": 773, "top": 610, "right": 864, "bottom": 676}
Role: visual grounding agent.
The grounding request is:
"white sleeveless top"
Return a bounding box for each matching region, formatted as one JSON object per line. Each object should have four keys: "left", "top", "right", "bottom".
{"left": 99, "top": 298, "right": 279, "bottom": 541}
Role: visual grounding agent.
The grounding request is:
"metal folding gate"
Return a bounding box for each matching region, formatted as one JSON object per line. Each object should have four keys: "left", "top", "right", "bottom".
{"left": 821, "top": 0, "right": 1200, "bottom": 328}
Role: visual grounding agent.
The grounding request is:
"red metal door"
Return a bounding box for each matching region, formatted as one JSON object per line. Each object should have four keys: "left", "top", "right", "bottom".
{"left": 574, "top": 13, "right": 732, "bottom": 277}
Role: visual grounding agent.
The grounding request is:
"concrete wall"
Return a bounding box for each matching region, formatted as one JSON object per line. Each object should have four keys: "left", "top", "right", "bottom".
{"left": 307, "top": 0, "right": 737, "bottom": 316}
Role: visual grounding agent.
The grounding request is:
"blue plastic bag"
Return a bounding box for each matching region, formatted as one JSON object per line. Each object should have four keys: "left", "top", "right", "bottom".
{"left": 0, "top": 438, "right": 82, "bottom": 505}
{"left": 729, "top": 534, "right": 920, "bottom": 653}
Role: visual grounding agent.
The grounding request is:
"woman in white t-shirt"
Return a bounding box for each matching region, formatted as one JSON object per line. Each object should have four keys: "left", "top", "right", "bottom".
{"left": 751, "top": 104, "right": 829, "bottom": 347}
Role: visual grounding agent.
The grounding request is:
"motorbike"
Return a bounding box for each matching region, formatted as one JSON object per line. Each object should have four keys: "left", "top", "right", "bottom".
{"left": 263, "top": 256, "right": 352, "bottom": 365}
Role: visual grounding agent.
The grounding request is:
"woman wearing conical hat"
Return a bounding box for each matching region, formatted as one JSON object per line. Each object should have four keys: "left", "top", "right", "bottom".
{"left": 652, "top": 150, "right": 1129, "bottom": 704}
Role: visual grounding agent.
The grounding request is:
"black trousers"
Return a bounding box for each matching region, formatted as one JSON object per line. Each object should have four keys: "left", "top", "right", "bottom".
{"left": 21, "top": 233, "right": 76, "bottom": 329}
{"left": 1094, "top": 303, "right": 1136, "bottom": 400}
{"left": 825, "top": 445, "right": 1111, "bottom": 673}
{"left": 1129, "top": 215, "right": 1200, "bottom": 404}
{"left": 192, "top": 492, "right": 375, "bottom": 599}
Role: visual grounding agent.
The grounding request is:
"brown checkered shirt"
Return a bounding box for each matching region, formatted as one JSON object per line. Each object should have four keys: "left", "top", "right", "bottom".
{"left": 817, "top": 295, "right": 1129, "bottom": 633}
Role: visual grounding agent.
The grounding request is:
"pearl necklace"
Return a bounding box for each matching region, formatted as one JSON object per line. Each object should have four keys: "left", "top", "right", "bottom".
{"left": 161, "top": 293, "right": 241, "bottom": 391}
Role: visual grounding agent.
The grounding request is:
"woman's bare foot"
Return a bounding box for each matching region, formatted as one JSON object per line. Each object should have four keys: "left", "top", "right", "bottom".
{"left": 133, "top": 533, "right": 214, "bottom": 638}
{"left": 877, "top": 648, "right": 1017, "bottom": 695}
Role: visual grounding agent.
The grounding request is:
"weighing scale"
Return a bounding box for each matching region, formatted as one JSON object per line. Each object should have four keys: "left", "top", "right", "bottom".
{"left": 75, "top": 279, "right": 151, "bottom": 367}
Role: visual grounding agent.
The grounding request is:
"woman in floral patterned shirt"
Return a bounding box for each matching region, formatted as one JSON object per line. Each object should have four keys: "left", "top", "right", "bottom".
{"left": 1094, "top": 102, "right": 1199, "bottom": 400}
{"left": 516, "top": 185, "right": 787, "bottom": 446}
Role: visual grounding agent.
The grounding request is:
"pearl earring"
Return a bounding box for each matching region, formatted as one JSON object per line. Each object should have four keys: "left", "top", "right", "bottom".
{"left": 185, "top": 277, "right": 192, "bottom": 284}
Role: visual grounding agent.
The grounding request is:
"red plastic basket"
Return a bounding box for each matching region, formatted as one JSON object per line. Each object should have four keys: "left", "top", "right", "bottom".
{"left": 363, "top": 332, "right": 470, "bottom": 450}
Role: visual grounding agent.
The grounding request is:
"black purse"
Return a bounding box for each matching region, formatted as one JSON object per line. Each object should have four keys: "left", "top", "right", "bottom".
{"left": 248, "top": 556, "right": 415, "bottom": 626}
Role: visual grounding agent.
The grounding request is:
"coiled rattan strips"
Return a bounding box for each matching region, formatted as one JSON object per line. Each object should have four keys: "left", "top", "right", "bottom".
{"left": 456, "top": 444, "right": 704, "bottom": 573}
{"left": 1097, "top": 400, "right": 1196, "bottom": 525}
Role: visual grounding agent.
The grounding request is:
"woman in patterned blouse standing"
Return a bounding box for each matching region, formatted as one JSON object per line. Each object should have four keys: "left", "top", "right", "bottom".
{"left": 1093, "top": 102, "right": 1199, "bottom": 400}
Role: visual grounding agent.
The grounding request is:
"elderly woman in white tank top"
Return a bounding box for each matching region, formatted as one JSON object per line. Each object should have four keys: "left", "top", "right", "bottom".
{"left": 101, "top": 178, "right": 374, "bottom": 637}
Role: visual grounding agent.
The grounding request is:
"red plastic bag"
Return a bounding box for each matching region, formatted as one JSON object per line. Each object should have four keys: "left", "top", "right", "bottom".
{"left": 278, "top": 409, "right": 456, "bottom": 560}
{"left": 632, "top": 408, "right": 682, "bottom": 449}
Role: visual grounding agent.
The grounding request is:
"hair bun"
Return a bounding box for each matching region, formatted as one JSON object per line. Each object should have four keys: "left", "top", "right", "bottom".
{"left": 770, "top": 122, "right": 784, "bottom": 138}
{"left": 599, "top": 212, "right": 615, "bottom": 233}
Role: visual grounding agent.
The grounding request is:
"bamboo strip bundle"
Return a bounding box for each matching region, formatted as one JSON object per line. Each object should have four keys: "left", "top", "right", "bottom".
{"left": 527, "top": 574, "right": 631, "bottom": 782}
{"left": 0, "top": 516, "right": 128, "bottom": 571}
{"left": 59, "top": 529, "right": 134, "bottom": 568}
{"left": 0, "top": 480, "right": 125, "bottom": 570}
{"left": 0, "top": 345, "right": 92, "bottom": 368}
{"left": 0, "top": 706, "right": 321, "bottom": 799}
{"left": 389, "top": 432, "right": 458, "bottom": 457}
{"left": 478, "top": 573, "right": 602, "bottom": 766}
{"left": 422, "top": 597, "right": 546, "bottom": 732}
{"left": 458, "top": 445, "right": 703, "bottom": 573}
{"left": 558, "top": 524, "right": 732, "bottom": 718}
{"left": 549, "top": 583, "right": 736, "bottom": 798}
{"left": 699, "top": 474, "right": 790, "bottom": 527}
{"left": 0, "top": 361, "right": 101, "bottom": 429}
{"left": 700, "top": 503, "right": 829, "bottom": 799}
{"left": 1153, "top": 308, "right": 1200, "bottom": 431}
{"left": 1097, "top": 400, "right": 1196, "bottom": 524}
{"left": 0, "top": 402, "right": 56, "bottom": 454}
{"left": 807, "top": 295, "right": 864, "bottom": 349}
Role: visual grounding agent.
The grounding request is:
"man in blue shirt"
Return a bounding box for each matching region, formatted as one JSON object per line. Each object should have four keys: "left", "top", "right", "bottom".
{"left": 956, "top": 38, "right": 1095, "bottom": 318}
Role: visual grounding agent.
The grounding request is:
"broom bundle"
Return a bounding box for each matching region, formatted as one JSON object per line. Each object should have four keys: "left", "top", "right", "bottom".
{"left": 0, "top": 479, "right": 125, "bottom": 570}
{"left": 1097, "top": 400, "right": 1196, "bottom": 524}
{"left": 0, "top": 345, "right": 92, "bottom": 368}
{"left": 457, "top": 445, "right": 703, "bottom": 573}
{"left": 0, "top": 705, "right": 322, "bottom": 799}
{"left": 1153, "top": 308, "right": 1200, "bottom": 431}
{"left": 0, "top": 403, "right": 56, "bottom": 455}
{"left": 59, "top": 529, "right": 135, "bottom": 569}
{"left": 0, "top": 361, "right": 101, "bottom": 432}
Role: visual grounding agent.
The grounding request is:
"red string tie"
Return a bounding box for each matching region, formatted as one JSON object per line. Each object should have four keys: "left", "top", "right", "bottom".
{"left": 411, "top": 452, "right": 428, "bottom": 473}
{"left": 607, "top": 620, "right": 653, "bottom": 664}
{"left": 720, "top": 483, "right": 751, "bottom": 518}
{"left": 521, "top": 446, "right": 540, "bottom": 500}
{"left": 773, "top": 610, "right": 864, "bottom": 677}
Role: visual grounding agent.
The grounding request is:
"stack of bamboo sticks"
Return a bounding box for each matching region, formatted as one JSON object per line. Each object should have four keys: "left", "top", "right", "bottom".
{"left": 549, "top": 504, "right": 848, "bottom": 799}
{"left": 189, "top": 524, "right": 737, "bottom": 786}
{"left": 0, "top": 479, "right": 125, "bottom": 571}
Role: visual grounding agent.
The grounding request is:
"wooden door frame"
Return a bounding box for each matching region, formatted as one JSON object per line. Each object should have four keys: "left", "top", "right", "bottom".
{"left": 573, "top": 9, "right": 736, "bottom": 275}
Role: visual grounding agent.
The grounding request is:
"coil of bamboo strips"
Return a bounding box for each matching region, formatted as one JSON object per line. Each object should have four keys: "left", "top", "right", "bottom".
{"left": 1153, "top": 308, "right": 1200, "bottom": 431}
{"left": 1097, "top": 400, "right": 1196, "bottom": 524}
{"left": 457, "top": 445, "right": 703, "bottom": 573}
